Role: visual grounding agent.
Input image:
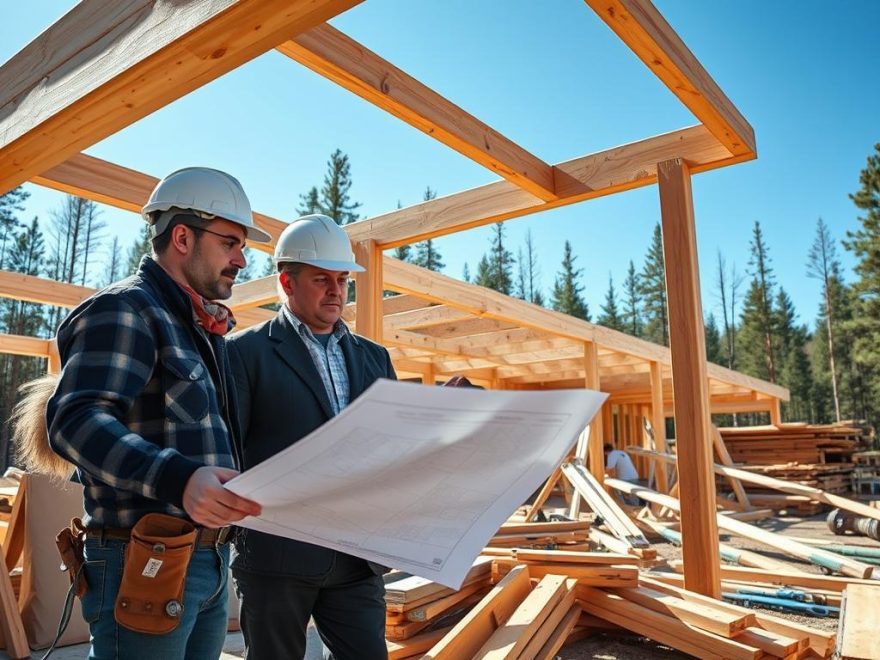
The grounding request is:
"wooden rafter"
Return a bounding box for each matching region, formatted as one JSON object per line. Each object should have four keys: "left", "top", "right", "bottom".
{"left": 584, "top": 0, "right": 756, "bottom": 157}
{"left": 278, "top": 24, "right": 558, "bottom": 201}
{"left": 33, "top": 154, "right": 285, "bottom": 254}
{"left": 346, "top": 125, "right": 742, "bottom": 248}
{"left": 0, "top": 0, "right": 362, "bottom": 194}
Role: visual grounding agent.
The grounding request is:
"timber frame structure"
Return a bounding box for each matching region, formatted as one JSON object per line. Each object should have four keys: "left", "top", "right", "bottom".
{"left": 0, "top": 0, "right": 778, "bottom": 598}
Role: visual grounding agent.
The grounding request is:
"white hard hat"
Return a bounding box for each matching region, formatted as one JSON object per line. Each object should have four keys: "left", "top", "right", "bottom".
{"left": 142, "top": 167, "right": 272, "bottom": 243}
{"left": 274, "top": 214, "right": 364, "bottom": 272}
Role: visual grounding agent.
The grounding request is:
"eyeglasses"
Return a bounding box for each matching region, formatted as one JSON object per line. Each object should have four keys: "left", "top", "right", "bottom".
{"left": 185, "top": 225, "right": 246, "bottom": 252}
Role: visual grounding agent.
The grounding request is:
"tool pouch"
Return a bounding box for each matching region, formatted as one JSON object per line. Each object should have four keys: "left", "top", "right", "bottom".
{"left": 114, "top": 513, "right": 197, "bottom": 634}
{"left": 55, "top": 518, "right": 88, "bottom": 598}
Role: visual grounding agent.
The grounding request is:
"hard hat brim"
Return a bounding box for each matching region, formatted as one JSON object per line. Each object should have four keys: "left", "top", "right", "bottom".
{"left": 277, "top": 258, "right": 365, "bottom": 273}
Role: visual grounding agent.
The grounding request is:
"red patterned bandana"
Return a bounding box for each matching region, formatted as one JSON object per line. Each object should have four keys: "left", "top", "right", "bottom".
{"left": 180, "top": 285, "right": 237, "bottom": 336}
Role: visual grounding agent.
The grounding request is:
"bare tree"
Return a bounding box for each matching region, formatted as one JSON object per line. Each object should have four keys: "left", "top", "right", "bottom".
{"left": 807, "top": 218, "right": 842, "bottom": 422}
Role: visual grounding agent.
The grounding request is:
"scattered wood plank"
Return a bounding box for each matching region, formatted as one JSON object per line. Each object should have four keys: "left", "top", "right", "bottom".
{"left": 474, "top": 574, "right": 569, "bottom": 658}
{"left": 612, "top": 585, "right": 757, "bottom": 638}
{"left": 561, "top": 461, "right": 649, "bottom": 549}
{"left": 481, "top": 548, "right": 639, "bottom": 566}
{"left": 640, "top": 575, "right": 835, "bottom": 657}
{"left": 517, "top": 585, "right": 578, "bottom": 660}
{"left": 577, "top": 586, "right": 762, "bottom": 659}
{"left": 607, "top": 478, "right": 874, "bottom": 578}
{"left": 387, "top": 626, "right": 453, "bottom": 660}
{"left": 668, "top": 562, "right": 878, "bottom": 593}
{"left": 492, "top": 558, "right": 639, "bottom": 588}
{"left": 630, "top": 443, "right": 880, "bottom": 522}
{"left": 424, "top": 564, "right": 532, "bottom": 659}
{"left": 837, "top": 584, "right": 880, "bottom": 659}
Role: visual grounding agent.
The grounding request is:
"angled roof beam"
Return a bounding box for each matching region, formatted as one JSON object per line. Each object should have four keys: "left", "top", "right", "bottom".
{"left": 0, "top": 0, "right": 361, "bottom": 194}
{"left": 277, "top": 24, "right": 557, "bottom": 201}
{"left": 32, "top": 154, "right": 285, "bottom": 253}
{"left": 347, "top": 125, "right": 740, "bottom": 247}
{"left": 584, "top": 0, "right": 756, "bottom": 158}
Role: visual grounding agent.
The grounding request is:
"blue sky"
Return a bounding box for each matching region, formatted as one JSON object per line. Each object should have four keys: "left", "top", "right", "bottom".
{"left": 2, "top": 1, "right": 878, "bottom": 330}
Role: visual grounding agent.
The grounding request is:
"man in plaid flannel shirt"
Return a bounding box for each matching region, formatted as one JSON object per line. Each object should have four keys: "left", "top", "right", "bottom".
{"left": 46, "top": 168, "right": 268, "bottom": 659}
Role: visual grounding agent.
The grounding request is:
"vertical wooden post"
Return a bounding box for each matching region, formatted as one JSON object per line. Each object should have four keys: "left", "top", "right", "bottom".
{"left": 353, "top": 239, "right": 383, "bottom": 342}
{"left": 48, "top": 338, "right": 61, "bottom": 374}
{"left": 769, "top": 399, "right": 782, "bottom": 426}
{"left": 649, "top": 361, "right": 670, "bottom": 494}
{"left": 422, "top": 364, "right": 436, "bottom": 386}
{"left": 601, "top": 403, "right": 613, "bottom": 450}
{"left": 584, "top": 341, "right": 604, "bottom": 484}
{"left": 658, "top": 157, "right": 721, "bottom": 598}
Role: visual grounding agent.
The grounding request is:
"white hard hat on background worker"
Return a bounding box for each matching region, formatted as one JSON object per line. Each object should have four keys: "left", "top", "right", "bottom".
{"left": 273, "top": 214, "right": 364, "bottom": 272}
{"left": 142, "top": 167, "right": 272, "bottom": 243}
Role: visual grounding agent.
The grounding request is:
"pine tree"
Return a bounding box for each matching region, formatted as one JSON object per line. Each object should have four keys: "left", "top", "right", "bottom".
{"left": 392, "top": 244, "right": 412, "bottom": 262}
{"left": 639, "top": 224, "right": 668, "bottom": 346}
{"left": 704, "top": 313, "right": 724, "bottom": 365}
{"left": 807, "top": 218, "right": 843, "bottom": 421}
{"left": 738, "top": 221, "right": 778, "bottom": 382}
{"left": 0, "top": 187, "right": 29, "bottom": 269}
{"left": 297, "top": 186, "right": 321, "bottom": 215}
{"left": 412, "top": 188, "right": 444, "bottom": 271}
{"left": 622, "top": 260, "right": 642, "bottom": 337}
{"left": 598, "top": 274, "right": 624, "bottom": 331}
{"left": 320, "top": 149, "right": 360, "bottom": 225}
{"left": 474, "top": 223, "right": 515, "bottom": 294}
{"left": 774, "top": 288, "right": 813, "bottom": 421}
{"left": 843, "top": 143, "right": 880, "bottom": 425}
{"left": 127, "top": 224, "right": 153, "bottom": 276}
{"left": 462, "top": 263, "right": 471, "bottom": 283}
{"left": 550, "top": 241, "right": 589, "bottom": 320}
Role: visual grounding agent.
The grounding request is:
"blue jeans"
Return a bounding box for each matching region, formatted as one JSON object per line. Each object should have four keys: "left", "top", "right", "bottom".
{"left": 81, "top": 536, "right": 229, "bottom": 660}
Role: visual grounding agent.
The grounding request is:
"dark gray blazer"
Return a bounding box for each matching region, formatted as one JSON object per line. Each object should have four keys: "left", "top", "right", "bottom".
{"left": 227, "top": 309, "right": 396, "bottom": 577}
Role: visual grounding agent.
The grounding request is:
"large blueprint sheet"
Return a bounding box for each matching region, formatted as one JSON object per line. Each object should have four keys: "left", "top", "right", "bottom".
{"left": 226, "top": 379, "right": 607, "bottom": 588}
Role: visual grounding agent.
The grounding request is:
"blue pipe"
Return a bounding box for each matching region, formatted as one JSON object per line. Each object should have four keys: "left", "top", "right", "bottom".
{"left": 723, "top": 592, "right": 839, "bottom": 617}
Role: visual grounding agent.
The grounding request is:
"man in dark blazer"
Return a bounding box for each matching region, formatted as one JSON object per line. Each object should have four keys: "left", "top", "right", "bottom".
{"left": 228, "top": 214, "right": 395, "bottom": 660}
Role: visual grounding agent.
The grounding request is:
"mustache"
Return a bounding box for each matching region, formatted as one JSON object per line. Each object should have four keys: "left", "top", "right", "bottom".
{"left": 221, "top": 268, "right": 240, "bottom": 279}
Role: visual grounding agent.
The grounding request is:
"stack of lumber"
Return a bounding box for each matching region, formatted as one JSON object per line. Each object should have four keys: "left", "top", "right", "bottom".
{"left": 486, "top": 519, "right": 590, "bottom": 550}
{"left": 716, "top": 423, "right": 873, "bottom": 509}
{"left": 719, "top": 423, "right": 867, "bottom": 466}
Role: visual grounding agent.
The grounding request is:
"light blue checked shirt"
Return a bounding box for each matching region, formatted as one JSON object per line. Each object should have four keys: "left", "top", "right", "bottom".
{"left": 282, "top": 305, "right": 350, "bottom": 415}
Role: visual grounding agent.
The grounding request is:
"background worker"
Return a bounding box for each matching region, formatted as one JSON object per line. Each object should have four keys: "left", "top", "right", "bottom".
{"left": 46, "top": 167, "right": 266, "bottom": 658}
{"left": 604, "top": 442, "right": 641, "bottom": 505}
{"left": 228, "top": 214, "right": 396, "bottom": 660}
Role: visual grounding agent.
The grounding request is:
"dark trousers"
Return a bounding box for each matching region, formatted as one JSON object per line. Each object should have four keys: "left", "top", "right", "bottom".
{"left": 233, "top": 552, "right": 387, "bottom": 660}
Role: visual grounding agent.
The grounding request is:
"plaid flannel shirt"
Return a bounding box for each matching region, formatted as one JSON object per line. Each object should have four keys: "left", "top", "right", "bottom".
{"left": 47, "top": 256, "right": 238, "bottom": 528}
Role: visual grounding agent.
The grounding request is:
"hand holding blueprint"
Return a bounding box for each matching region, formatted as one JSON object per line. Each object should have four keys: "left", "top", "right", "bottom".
{"left": 226, "top": 379, "right": 607, "bottom": 588}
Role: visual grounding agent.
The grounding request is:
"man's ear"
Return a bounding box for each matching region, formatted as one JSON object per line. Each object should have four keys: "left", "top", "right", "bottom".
{"left": 279, "top": 271, "right": 293, "bottom": 295}
{"left": 169, "top": 224, "right": 192, "bottom": 255}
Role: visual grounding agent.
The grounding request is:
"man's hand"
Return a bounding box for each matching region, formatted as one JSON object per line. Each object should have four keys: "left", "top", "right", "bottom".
{"left": 182, "top": 466, "right": 262, "bottom": 528}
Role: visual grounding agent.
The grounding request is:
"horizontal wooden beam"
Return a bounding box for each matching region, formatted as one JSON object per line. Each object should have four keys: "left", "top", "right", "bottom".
{"left": 32, "top": 154, "right": 285, "bottom": 254}
{"left": 0, "top": 0, "right": 361, "bottom": 194}
{"left": 584, "top": 0, "right": 756, "bottom": 157}
{"left": 347, "top": 125, "right": 742, "bottom": 247}
{"left": 0, "top": 333, "right": 51, "bottom": 358}
{"left": 278, "top": 25, "right": 557, "bottom": 201}
{"left": 0, "top": 270, "right": 93, "bottom": 308}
